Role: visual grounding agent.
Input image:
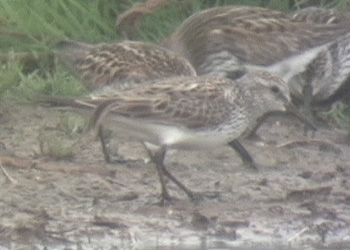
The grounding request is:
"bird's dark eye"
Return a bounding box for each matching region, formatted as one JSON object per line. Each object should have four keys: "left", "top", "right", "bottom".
{"left": 270, "top": 85, "right": 280, "bottom": 93}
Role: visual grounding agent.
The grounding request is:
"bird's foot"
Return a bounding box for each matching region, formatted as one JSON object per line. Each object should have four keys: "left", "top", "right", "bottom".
{"left": 104, "top": 152, "right": 128, "bottom": 164}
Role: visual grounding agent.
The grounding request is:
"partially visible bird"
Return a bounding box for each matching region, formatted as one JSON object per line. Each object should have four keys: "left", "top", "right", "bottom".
{"left": 287, "top": 32, "right": 350, "bottom": 110}
{"left": 162, "top": 6, "right": 350, "bottom": 79}
{"left": 162, "top": 6, "right": 350, "bottom": 126}
{"left": 89, "top": 71, "right": 315, "bottom": 201}
{"left": 116, "top": 0, "right": 177, "bottom": 40}
{"left": 56, "top": 40, "right": 197, "bottom": 91}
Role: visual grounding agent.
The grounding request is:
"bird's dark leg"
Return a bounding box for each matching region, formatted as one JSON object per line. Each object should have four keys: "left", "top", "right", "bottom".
{"left": 98, "top": 126, "right": 126, "bottom": 164}
{"left": 98, "top": 126, "right": 111, "bottom": 163}
{"left": 228, "top": 139, "right": 258, "bottom": 170}
{"left": 144, "top": 145, "right": 172, "bottom": 202}
{"left": 161, "top": 162, "right": 198, "bottom": 201}
{"left": 144, "top": 144, "right": 198, "bottom": 202}
{"left": 302, "top": 84, "right": 313, "bottom": 116}
{"left": 301, "top": 84, "right": 317, "bottom": 136}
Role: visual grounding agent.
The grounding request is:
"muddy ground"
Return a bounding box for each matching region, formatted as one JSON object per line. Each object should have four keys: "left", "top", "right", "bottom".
{"left": 0, "top": 103, "right": 350, "bottom": 250}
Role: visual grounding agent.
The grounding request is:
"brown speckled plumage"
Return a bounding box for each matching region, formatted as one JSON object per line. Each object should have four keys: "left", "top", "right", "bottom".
{"left": 91, "top": 72, "right": 288, "bottom": 134}
{"left": 57, "top": 40, "right": 196, "bottom": 90}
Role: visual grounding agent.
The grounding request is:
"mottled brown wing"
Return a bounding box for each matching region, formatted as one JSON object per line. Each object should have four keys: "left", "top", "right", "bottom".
{"left": 57, "top": 41, "right": 196, "bottom": 90}
{"left": 93, "top": 77, "right": 235, "bottom": 129}
{"left": 58, "top": 42, "right": 147, "bottom": 89}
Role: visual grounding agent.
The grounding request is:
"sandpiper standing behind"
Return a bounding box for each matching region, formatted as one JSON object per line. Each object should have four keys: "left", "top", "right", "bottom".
{"left": 163, "top": 6, "right": 350, "bottom": 78}
{"left": 162, "top": 6, "right": 350, "bottom": 107}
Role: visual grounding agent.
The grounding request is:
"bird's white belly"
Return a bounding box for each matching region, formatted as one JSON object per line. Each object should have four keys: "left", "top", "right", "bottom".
{"left": 105, "top": 115, "right": 243, "bottom": 150}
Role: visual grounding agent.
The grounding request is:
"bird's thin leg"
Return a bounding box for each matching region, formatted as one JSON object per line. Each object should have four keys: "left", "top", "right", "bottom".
{"left": 98, "top": 126, "right": 126, "bottom": 164}
{"left": 302, "top": 84, "right": 313, "bottom": 116}
{"left": 98, "top": 126, "right": 111, "bottom": 163}
{"left": 144, "top": 145, "right": 172, "bottom": 202}
{"left": 228, "top": 139, "right": 258, "bottom": 170}
{"left": 302, "top": 84, "right": 317, "bottom": 136}
{"left": 144, "top": 144, "right": 198, "bottom": 201}
{"left": 161, "top": 163, "right": 198, "bottom": 201}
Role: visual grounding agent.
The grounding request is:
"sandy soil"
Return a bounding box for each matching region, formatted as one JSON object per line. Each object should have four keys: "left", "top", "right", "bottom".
{"left": 0, "top": 103, "right": 350, "bottom": 250}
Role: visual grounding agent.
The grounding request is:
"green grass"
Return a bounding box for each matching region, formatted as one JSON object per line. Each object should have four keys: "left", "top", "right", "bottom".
{"left": 37, "top": 112, "right": 89, "bottom": 160}
{"left": 318, "top": 102, "right": 350, "bottom": 130}
{"left": 6, "top": 69, "right": 87, "bottom": 102}
{"left": 1, "top": 0, "right": 350, "bottom": 127}
{"left": 38, "top": 129, "right": 76, "bottom": 160}
{"left": 0, "top": 57, "right": 22, "bottom": 99}
{"left": 59, "top": 113, "right": 90, "bottom": 138}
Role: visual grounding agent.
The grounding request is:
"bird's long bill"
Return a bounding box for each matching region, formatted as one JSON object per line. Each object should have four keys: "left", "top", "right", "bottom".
{"left": 286, "top": 103, "right": 317, "bottom": 131}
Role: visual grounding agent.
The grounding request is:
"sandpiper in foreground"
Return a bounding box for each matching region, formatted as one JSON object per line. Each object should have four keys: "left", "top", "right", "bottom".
{"left": 90, "top": 71, "right": 315, "bottom": 201}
